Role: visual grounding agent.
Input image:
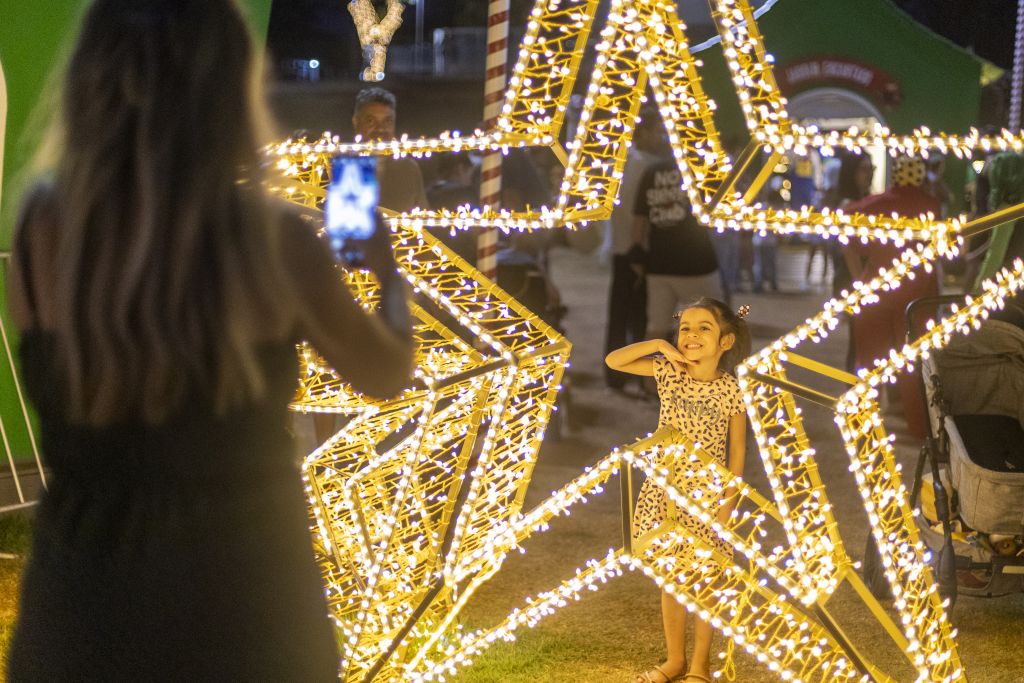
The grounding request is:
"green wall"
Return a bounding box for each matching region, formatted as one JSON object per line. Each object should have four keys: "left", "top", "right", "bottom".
{"left": 0, "top": 0, "right": 273, "bottom": 461}
{"left": 0, "top": 0, "right": 273, "bottom": 240}
{"left": 0, "top": 2, "right": 84, "bottom": 243}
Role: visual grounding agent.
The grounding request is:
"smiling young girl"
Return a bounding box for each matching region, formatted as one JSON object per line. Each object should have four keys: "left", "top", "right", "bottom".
{"left": 606, "top": 298, "right": 750, "bottom": 683}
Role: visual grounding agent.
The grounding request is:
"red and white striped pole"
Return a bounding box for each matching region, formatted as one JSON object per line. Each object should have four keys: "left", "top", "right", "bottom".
{"left": 478, "top": 0, "right": 509, "bottom": 279}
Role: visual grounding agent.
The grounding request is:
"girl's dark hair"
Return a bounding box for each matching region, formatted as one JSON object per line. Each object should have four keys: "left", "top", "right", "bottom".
{"left": 676, "top": 297, "right": 752, "bottom": 373}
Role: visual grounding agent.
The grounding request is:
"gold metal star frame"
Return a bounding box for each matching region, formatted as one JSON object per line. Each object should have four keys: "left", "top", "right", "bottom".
{"left": 271, "top": 1, "right": 1024, "bottom": 680}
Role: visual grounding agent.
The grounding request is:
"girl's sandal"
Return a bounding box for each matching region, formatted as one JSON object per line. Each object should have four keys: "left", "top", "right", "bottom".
{"left": 683, "top": 674, "right": 713, "bottom": 683}
{"left": 635, "top": 665, "right": 682, "bottom": 683}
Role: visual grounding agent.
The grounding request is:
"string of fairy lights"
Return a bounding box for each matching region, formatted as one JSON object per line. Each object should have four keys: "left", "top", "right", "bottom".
{"left": 286, "top": 215, "right": 568, "bottom": 680}
{"left": 272, "top": 0, "right": 1024, "bottom": 680}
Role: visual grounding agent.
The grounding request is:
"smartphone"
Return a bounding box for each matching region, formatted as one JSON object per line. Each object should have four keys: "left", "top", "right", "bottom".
{"left": 325, "top": 155, "right": 379, "bottom": 266}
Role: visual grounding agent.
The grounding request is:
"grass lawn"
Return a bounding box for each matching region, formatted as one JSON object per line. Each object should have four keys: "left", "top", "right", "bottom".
{"left": 1, "top": 249, "right": 1022, "bottom": 681}
{"left": 0, "top": 515, "right": 30, "bottom": 676}
{"left": 448, "top": 247, "right": 1024, "bottom": 683}
{"left": 440, "top": 438, "right": 667, "bottom": 683}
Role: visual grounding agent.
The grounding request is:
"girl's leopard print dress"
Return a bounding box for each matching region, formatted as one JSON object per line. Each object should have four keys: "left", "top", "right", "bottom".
{"left": 632, "top": 356, "right": 744, "bottom": 568}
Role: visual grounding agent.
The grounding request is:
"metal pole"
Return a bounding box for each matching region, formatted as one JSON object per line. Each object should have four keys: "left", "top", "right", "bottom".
{"left": 415, "top": 0, "right": 425, "bottom": 72}
{"left": 478, "top": 0, "right": 509, "bottom": 280}
{"left": 619, "top": 466, "right": 633, "bottom": 554}
{"left": 1010, "top": 0, "right": 1024, "bottom": 129}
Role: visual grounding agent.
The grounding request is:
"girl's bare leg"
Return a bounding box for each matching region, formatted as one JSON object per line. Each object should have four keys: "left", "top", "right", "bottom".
{"left": 687, "top": 613, "right": 714, "bottom": 679}
{"left": 659, "top": 590, "right": 688, "bottom": 678}
{"left": 635, "top": 590, "right": 688, "bottom": 682}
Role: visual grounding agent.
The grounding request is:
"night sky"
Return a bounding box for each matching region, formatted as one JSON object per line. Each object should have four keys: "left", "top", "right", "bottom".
{"left": 894, "top": 0, "right": 1019, "bottom": 69}
{"left": 267, "top": 0, "right": 462, "bottom": 80}
{"left": 266, "top": 1, "right": 1023, "bottom": 82}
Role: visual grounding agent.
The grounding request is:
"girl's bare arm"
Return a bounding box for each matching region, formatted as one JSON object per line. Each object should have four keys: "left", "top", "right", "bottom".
{"left": 718, "top": 410, "right": 748, "bottom": 524}
{"left": 605, "top": 338, "right": 686, "bottom": 376}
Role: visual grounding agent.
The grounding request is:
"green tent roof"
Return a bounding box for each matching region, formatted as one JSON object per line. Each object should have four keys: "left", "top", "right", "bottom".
{"left": 697, "top": 0, "right": 989, "bottom": 139}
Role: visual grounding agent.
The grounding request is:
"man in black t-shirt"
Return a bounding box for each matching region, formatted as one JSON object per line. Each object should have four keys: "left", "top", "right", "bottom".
{"left": 632, "top": 159, "right": 721, "bottom": 341}
{"left": 604, "top": 111, "right": 662, "bottom": 391}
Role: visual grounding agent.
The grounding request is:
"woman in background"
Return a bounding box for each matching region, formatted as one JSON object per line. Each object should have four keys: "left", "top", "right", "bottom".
{"left": 822, "top": 151, "right": 873, "bottom": 371}
{"left": 972, "top": 152, "right": 1024, "bottom": 312}
{"left": 6, "top": 1, "right": 413, "bottom": 679}
{"left": 842, "top": 157, "right": 939, "bottom": 440}
{"left": 823, "top": 150, "right": 874, "bottom": 294}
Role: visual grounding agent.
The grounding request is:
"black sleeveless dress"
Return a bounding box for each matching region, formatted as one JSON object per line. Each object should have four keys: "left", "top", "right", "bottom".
{"left": 8, "top": 294, "right": 339, "bottom": 678}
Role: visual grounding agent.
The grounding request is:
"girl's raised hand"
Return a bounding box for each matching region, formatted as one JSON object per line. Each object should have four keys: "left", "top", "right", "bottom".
{"left": 658, "top": 341, "right": 691, "bottom": 374}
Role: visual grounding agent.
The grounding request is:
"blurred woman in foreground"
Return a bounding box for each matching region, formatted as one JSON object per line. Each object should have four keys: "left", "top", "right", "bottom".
{"left": 6, "top": 0, "right": 413, "bottom": 678}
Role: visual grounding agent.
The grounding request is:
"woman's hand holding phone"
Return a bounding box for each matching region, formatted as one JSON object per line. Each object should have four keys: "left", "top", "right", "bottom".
{"left": 324, "top": 154, "right": 409, "bottom": 337}
{"left": 326, "top": 155, "right": 379, "bottom": 267}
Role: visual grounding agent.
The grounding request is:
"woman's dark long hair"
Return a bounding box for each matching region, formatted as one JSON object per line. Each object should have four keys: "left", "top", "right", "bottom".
{"left": 825, "top": 150, "right": 871, "bottom": 208}
{"left": 22, "top": 0, "right": 296, "bottom": 425}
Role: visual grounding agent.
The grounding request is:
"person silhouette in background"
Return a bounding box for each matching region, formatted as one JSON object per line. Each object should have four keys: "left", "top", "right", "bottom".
{"left": 605, "top": 109, "right": 662, "bottom": 393}
{"left": 352, "top": 86, "right": 428, "bottom": 212}
{"left": 7, "top": 1, "right": 413, "bottom": 678}
{"left": 633, "top": 151, "right": 722, "bottom": 344}
{"left": 822, "top": 151, "right": 874, "bottom": 295}
{"left": 843, "top": 156, "right": 938, "bottom": 439}
{"left": 971, "top": 152, "right": 1024, "bottom": 313}
{"left": 822, "top": 150, "right": 873, "bottom": 371}
{"left": 426, "top": 152, "right": 479, "bottom": 264}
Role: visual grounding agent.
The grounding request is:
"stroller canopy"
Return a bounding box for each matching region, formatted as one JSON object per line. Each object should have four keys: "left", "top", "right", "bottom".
{"left": 933, "top": 319, "right": 1024, "bottom": 425}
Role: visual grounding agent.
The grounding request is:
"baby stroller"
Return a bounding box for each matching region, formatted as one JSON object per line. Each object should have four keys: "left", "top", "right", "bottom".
{"left": 903, "top": 296, "right": 1024, "bottom": 601}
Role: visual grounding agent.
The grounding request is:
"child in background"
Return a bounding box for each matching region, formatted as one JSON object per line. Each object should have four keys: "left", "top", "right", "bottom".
{"left": 606, "top": 298, "right": 750, "bottom": 683}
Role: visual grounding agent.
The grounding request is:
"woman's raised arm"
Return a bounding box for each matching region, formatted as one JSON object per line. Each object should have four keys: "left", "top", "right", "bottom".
{"left": 282, "top": 214, "right": 414, "bottom": 399}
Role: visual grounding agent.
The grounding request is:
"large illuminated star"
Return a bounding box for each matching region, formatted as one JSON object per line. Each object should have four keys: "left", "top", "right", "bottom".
{"left": 286, "top": 232, "right": 568, "bottom": 682}
{"left": 272, "top": 1, "right": 1024, "bottom": 680}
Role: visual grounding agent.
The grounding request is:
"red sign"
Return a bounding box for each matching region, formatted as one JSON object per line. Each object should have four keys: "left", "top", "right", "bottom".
{"left": 776, "top": 56, "right": 903, "bottom": 107}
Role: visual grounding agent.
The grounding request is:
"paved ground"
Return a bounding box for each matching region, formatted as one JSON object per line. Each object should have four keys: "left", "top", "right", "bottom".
{"left": 452, "top": 238, "right": 1024, "bottom": 682}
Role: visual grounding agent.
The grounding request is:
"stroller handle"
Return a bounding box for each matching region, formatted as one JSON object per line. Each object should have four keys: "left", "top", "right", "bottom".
{"left": 904, "top": 295, "right": 970, "bottom": 343}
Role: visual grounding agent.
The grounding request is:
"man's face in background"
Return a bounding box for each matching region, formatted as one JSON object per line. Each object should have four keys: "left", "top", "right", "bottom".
{"left": 353, "top": 102, "right": 396, "bottom": 141}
